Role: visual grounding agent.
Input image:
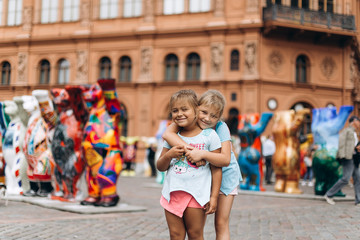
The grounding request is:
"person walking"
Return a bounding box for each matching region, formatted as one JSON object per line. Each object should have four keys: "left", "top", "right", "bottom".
{"left": 324, "top": 115, "right": 360, "bottom": 206}
{"left": 262, "top": 135, "right": 275, "bottom": 184}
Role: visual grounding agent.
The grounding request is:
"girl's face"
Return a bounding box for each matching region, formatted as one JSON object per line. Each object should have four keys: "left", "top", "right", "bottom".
{"left": 171, "top": 100, "right": 197, "bottom": 128}
{"left": 198, "top": 105, "right": 220, "bottom": 129}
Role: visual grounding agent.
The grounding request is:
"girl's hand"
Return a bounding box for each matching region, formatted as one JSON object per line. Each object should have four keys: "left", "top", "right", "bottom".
{"left": 204, "top": 196, "right": 218, "bottom": 215}
{"left": 168, "top": 145, "right": 185, "bottom": 159}
{"left": 185, "top": 146, "right": 205, "bottom": 163}
{"left": 195, "top": 160, "right": 207, "bottom": 167}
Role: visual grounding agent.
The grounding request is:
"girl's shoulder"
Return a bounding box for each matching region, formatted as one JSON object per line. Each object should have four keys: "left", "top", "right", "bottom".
{"left": 215, "top": 121, "right": 229, "bottom": 131}
{"left": 202, "top": 128, "right": 217, "bottom": 136}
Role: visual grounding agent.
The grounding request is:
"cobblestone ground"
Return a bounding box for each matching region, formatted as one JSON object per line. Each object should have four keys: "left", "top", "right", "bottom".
{"left": 1, "top": 176, "right": 360, "bottom": 240}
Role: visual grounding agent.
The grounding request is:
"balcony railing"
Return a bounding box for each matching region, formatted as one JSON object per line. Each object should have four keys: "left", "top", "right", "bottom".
{"left": 263, "top": 4, "right": 356, "bottom": 31}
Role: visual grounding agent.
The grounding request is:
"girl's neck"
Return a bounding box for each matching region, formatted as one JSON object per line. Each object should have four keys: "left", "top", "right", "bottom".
{"left": 180, "top": 122, "right": 202, "bottom": 137}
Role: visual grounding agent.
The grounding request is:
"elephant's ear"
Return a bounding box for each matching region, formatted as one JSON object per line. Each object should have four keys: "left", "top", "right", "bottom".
{"left": 65, "top": 86, "right": 89, "bottom": 125}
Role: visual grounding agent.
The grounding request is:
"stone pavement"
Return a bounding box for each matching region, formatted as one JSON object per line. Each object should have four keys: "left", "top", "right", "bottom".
{"left": 1, "top": 176, "right": 360, "bottom": 240}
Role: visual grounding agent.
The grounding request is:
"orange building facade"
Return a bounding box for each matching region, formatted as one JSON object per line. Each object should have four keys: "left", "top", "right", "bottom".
{"left": 0, "top": 0, "right": 359, "bottom": 140}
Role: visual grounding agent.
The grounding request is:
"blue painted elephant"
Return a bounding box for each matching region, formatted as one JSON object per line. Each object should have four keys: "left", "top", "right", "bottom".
{"left": 312, "top": 105, "right": 353, "bottom": 196}
{"left": 238, "top": 112, "right": 273, "bottom": 191}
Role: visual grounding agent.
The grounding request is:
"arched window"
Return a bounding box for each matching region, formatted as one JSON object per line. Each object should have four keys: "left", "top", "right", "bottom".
{"left": 165, "top": 54, "right": 178, "bottom": 81}
{"left": 230, "top": 49, "right": 240, "bottom": 71}
{"left": 295, "top": 54, "right": 309, "bottom": 83}
{"left": 1, "top": 61, "right": 11, "bottom": 85}
{"left": 63, "top": 0, "right": 80, "bottom": 22}
{"left": 57, "top": 59, "right": 70, "bottom": 84}
{"left": 99, "top": 57, "right": 112, "bottom": 79}
{"left": 100, "top": 0, "right": 118, "bottom": 19}
{"left": 123, "top": 0, "right": 142, "bottom": 18}
{"left": 119, "top": 56, "right": 132, "bottom": 82}
{"left": 186, "top": 52, "right": 200, "bottom": 81}
{"left": 7, "top": 0, "right": 22, "bottom": 26}
{"left": 290, "top": 102, "right": 313, "bottom": 137}
{"left": 41, "top": 0, "right": 58, "bottom": 23}
{"left": 39, "top": 59, "right": 51, "bottom": 84}
{"left": 120, "top": 103, "right": 128, "bottom": 136}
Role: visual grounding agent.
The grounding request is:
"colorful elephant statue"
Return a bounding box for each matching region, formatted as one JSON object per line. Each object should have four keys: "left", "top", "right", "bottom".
{"left": 50, "top": 87, "right": 88, "bottom": 201}
{"left": 237, "top": 112, "right": 273, "bottom": 191}
{"left": 22, "top": 94, "right": 54, "bottom": 197}
{"left": 81, "top": 79, "right": 123, "bottom": 207}
{"left": 311, "top": 105, "right": 353, "bottom": 196}
{"left": 272, "top": 109, "right": 310, "bottom": 194}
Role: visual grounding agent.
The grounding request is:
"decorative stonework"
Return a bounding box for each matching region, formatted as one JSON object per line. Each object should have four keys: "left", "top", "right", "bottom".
{"left": 80, "top": 2, "right": 90, "bottom": 27}
{"left": 140, "top": 47, "right": 152, "bottom": 81}
{"left": 17, "top": 53, "right": 27, "bottom": 83}
{"left": 211, "top": 43, "right": 224, "bottom": 76}
{"left": 214, "top": 0, "right": 224, "bottom": 17}
{"left": 320, "top": 57, "right": 336, "bottom": 79}
{"left": 246, "top": 0, "right": 258, "bottom": 12}
{"left": 22, "top": 7, "right": 32, "bottom": 31}
{"left": 244, "top": 42, "right": 257, "bottom": 76}
{"left": 144, "top": 0, "right": 154, "bottom": 22}
{"left": 268, "top": 50, "right": 283, "bottom": 74}
{"left": 350, "top": 52, "right": 360, "bottom": 102}
{"left": 76, "top": 50, "right": 88, "bottom": 83}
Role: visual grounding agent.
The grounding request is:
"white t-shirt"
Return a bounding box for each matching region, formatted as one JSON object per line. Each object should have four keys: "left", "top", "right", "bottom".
{"left": 161, "top": 128, "right": 221, "bottom": 206}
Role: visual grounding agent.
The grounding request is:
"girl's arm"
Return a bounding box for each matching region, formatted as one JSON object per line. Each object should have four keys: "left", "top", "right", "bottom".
{"left": 204, "top": 149, "right": 222, "bottom": 215}
{"left": 162, "top": 122, "right": 189, "bottom": 148}
{"left": 163, "top": 122, "right": 231, "bottom": 167}
{"left": 186, "top": 140, "right": 231, "bottom": 167}
{"left": 156, "top": 145, "right": 185, "bottom": 172}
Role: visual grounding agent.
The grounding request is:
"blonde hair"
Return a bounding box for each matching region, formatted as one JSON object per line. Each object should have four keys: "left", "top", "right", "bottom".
{"left": 169, "top": 89, "right": 198, "bottom": 114}
{"left": 198, "top": 90, "right": 225, "bottom": 117}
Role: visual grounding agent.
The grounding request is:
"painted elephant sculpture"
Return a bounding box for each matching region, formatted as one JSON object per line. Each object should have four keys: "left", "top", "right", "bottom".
{"left": 80, "top": 79, "right": 123, "bottom": 207}
{"left": 272, "top": 109, "right": 310, "bottom": 194}
{"left": 50, "top": 87, "right": 88, "bottom": 201}
{"left": 311, "top": 105, "right": 353, "bottom": 196}
{"left": 237, "top": 112, "right": 273, "bottom": 191}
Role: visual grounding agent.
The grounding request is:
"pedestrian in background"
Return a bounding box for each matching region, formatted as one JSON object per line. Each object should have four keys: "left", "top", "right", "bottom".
{"left": 147, "top": 140, "right": 157, "bottom": 177}
{"left": 302, "top": 147, "right": 315, "bottom": 187}
{"left": 262, "top": 135, "right": 275, "bottom": 185}
{"left": 325, "top": 116, "right": 360, "bottom": 206}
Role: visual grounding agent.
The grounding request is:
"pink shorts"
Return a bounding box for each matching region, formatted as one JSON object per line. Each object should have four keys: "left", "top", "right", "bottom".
{"left": 160, "top": 191, "right": 203, "bottom": 218}
{"left": 220, "top": 187, "right": 238, "bottom": 196}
